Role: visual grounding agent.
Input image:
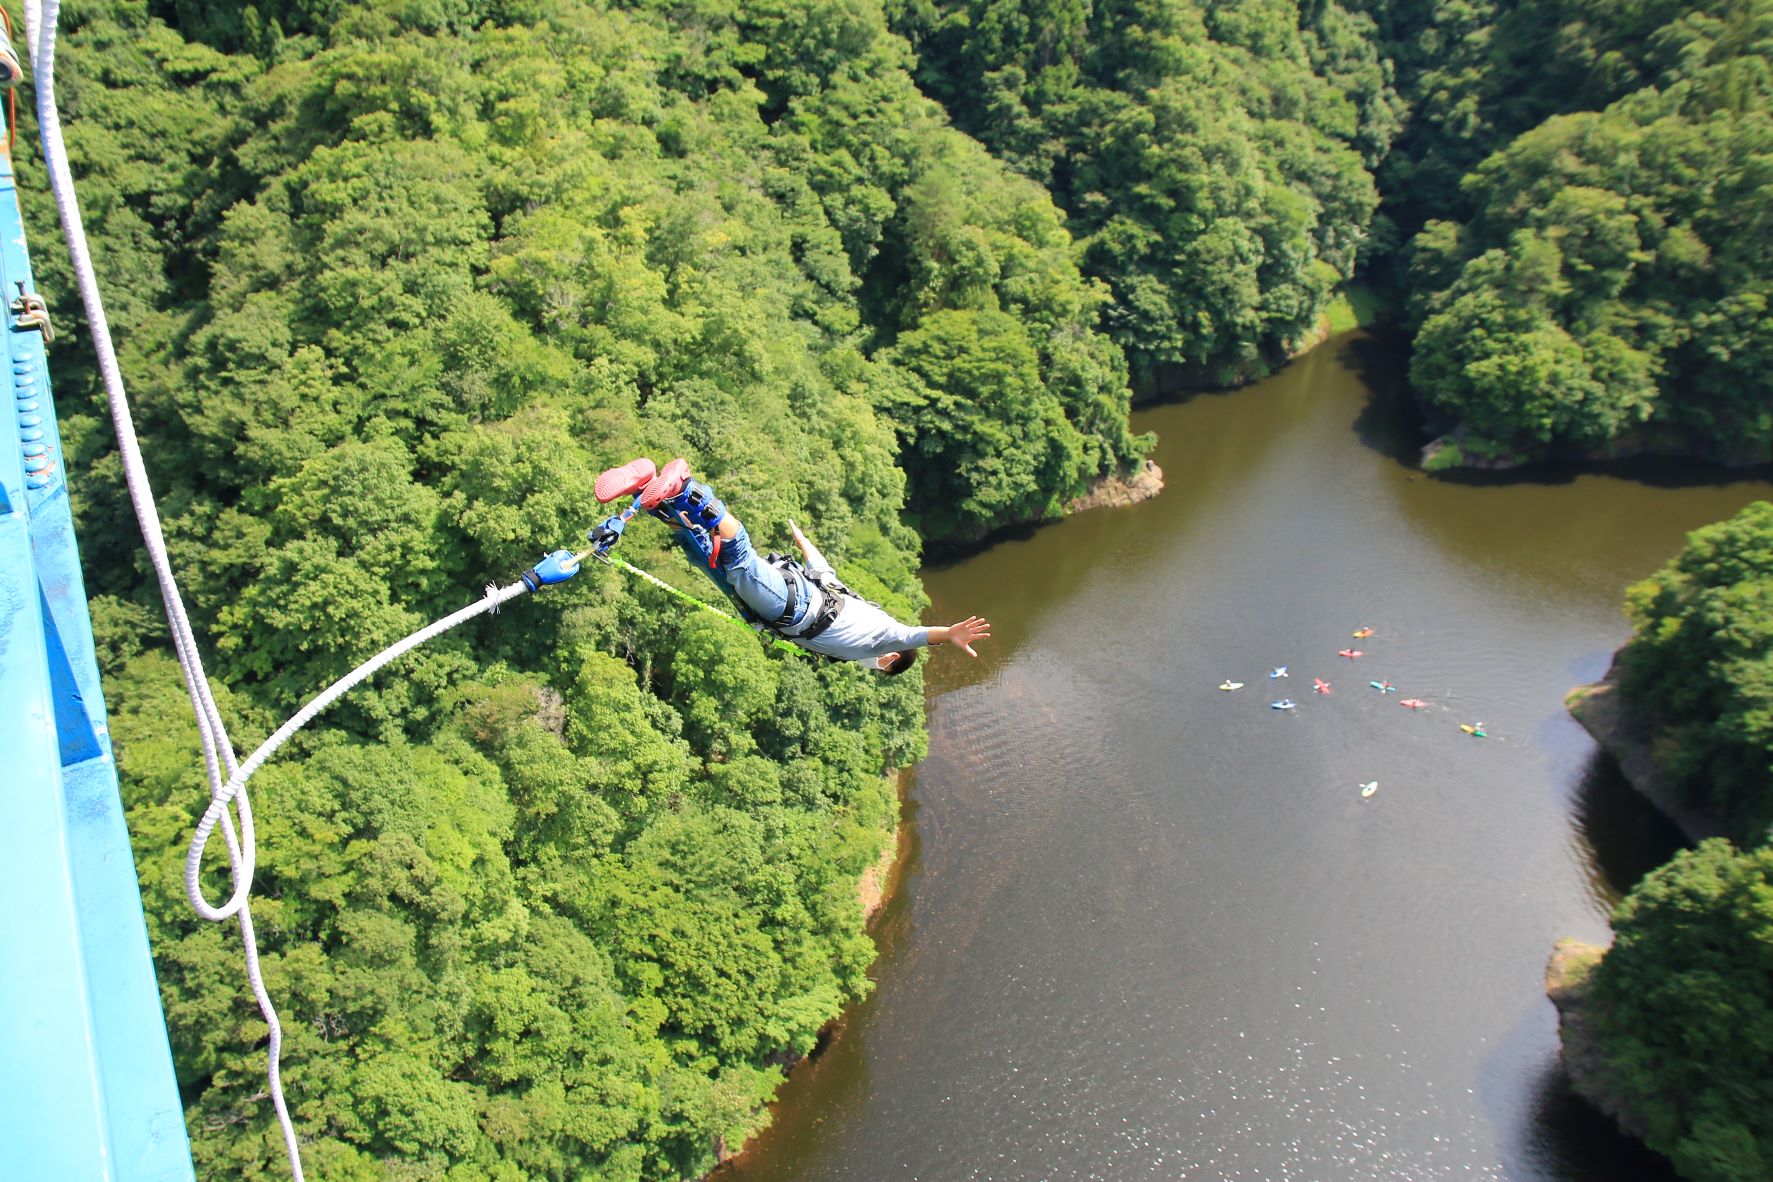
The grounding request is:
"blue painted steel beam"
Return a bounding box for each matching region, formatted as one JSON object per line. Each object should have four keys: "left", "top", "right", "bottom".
{"left": 0, "top": 150, "right": 195, "bottom": 1180}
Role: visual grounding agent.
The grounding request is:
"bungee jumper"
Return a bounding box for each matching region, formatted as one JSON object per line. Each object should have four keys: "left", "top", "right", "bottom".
{"left": 588, "top": 457, "right": 991, "bottom": 673}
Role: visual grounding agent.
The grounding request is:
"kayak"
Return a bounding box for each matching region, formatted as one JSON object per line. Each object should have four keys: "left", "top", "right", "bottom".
{"left": 1270, "top": 666, "right": 1289, "bottom": 678}
{"left": 1460, "top": 723, "right": 1488, "bottom": 737}
{"left": 1338, "top": 649, "right": 1363, "bottom": 659}
{"left": 1360, "top": 780, "right": 1379, "bottom": 798}
{"left": 1369, "top": 680, "right": 1397, "bottom": 693}
{"left": 1400, "top": 698, "right": 1427, "bottom": 709}
{"left": 1313, "top": 678, "right": 1331, "bottom": 694}
{"left": 1270, "top": 699, "right": 1297, "bottom": 710}
{"left": 1219, "top": 680, "right": 1244, "bottom": 691}
{"left": 1352, "top": 627, "right": 1375, "bottom": 639}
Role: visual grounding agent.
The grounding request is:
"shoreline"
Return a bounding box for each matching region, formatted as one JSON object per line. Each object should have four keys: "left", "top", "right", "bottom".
{"left": 1544, "top": 938, "right": 1652, "bottom": 1140}
{"left": 857, "top": 768, "right": 909, "bottom": 927}
{"left": 1551, "top": 656, "right": 1715, "bottom": 1164}
{"left": 713, "top": 770, "right": 912, "bottom": 1173}
{"left": 1564, "top": 658, "right": 1726, "bottom": 843}
{"left": 1423, "top": 431, "right": 1773, "bottom": 477}
{"left": 1065, "top": 459, "right": 1165, "bottom": 515}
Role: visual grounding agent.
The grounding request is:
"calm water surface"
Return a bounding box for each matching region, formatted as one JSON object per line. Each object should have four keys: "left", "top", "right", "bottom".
{"left": 725, "top": 334, "right": 1773, "bottom": 1181}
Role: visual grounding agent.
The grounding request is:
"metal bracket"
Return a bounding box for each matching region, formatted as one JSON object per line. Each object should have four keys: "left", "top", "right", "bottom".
{"left": 10, "top": 281, "right": 51, "bottom": 343}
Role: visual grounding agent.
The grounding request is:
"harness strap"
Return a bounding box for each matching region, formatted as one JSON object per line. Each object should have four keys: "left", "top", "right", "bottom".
{"left": 770, "top": 565, "right": 805, "bottom": 629}
{"left": 789, "top": 582, "right": 844, "bottom": 641}
{"left": 764, "top": 557, "right": 845, "bottom": 642}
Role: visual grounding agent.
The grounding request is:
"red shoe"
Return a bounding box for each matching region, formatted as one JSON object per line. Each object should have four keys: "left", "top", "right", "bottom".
{"left": 595, "top": 457, "right": 657, "bottom": 503}
{"left": 638, "top": 457, "right": 691, "bottom": 510}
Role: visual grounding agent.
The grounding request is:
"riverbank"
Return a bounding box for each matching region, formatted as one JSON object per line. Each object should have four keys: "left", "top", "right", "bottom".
{"left": 1565, "top": 659, "right": 1726, "bottom": 843}
{"left": 715, "top": 773, "right": 910, "bottom": 1172}
{"left": 1133, "top": 282, "right": 1389, "bottom": 401}
{"left": 1066, "top": 459, "right": 1165, "bottom": 514}
{"left": 1545, "top": 939, "right": 1654, "bottom": 1142}
{"left": 858, "top": 770, "right": 908, "bottom": 926}
{"left": 1422, "top": 424, "right": 1773, "bottom": 476}
{"left": 1553, "top": 663, "right": 1719, "bottom": 1171}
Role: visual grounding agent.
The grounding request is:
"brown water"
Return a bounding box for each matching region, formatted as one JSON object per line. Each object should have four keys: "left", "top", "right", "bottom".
{"left": 725, "top": 333, "right": 1772, "bottom": 1182}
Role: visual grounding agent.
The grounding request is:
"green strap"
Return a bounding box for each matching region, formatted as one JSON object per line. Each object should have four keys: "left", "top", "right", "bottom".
{"left": 605, "top": 554, "right": 806, "bottom": 658}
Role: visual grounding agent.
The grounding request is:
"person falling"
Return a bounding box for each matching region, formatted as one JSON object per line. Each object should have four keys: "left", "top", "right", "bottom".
{"left": 589, "top": 457, "right": 991, "bottom": 675}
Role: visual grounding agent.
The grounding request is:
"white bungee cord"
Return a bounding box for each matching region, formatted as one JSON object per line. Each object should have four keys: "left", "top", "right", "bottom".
{"left": 22, "top": 7, "right": 582, "bottom": 1174}
{"left": 21, "top": 0, "right": 309, "bottom": 1175}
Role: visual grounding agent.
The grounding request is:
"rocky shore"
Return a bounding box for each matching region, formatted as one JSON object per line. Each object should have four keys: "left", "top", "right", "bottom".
{"left": 1550, "top": 654, "right": 1719, "bottom": 1163}
{"left": 1565, "top": 657, "right": 1726, "bottom": 842}
{"left": 1066, "top": 460, "right": 1165, "bottom": 514}
{"left": 1544, "top": 938, "right": 1651, "bottom": 1140}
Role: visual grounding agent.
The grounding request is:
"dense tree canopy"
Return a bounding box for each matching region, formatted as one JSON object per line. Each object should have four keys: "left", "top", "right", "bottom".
{"left": 41, "top": 0, "right": 1773, "bottom": 1175}
{"left": 44, "top": 0, "right": 1136, "bottom": 1174}
{"left": 1581, "top": 840, "right": 1773, "bottom": 1182}
{"left": 1618, "top": 501, "right": 1773, "bottom": 847}
{"left": 1391, "top": 0, "right": 1773, "bottom": 460}
{"left": 890, "top": 0, "right": 1398, "bottom": 387}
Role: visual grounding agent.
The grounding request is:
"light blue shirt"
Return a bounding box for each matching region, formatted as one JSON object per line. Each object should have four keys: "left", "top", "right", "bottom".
{"left": 788, "top": 582, "right": 930, "bottom": 663}
{"left": 784, "top": 533, "right": 929, "bottom": 663}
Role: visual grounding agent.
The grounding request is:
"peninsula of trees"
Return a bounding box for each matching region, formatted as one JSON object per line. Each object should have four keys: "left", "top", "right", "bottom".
{"left": 1557, "top": 504, "right": 1773, "bottom": 1182}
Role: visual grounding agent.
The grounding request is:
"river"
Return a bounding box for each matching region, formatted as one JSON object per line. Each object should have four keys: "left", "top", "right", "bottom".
{"left": 723, "top": 333, "right": 1773, "bottom": 1181}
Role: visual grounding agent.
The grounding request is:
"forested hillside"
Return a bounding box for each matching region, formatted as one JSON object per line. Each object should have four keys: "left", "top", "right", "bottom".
{"left": 1383, "top": 0, "right": 1773, "bottom": 464}
{"left": 38, "top": 0, "right": 1144, "bottom": 1176}
{"left": 1617, "top": 501, "right": 1773, "bottom": 847}
{"left": 42, "top": 0, "right": 1773, "bottom": 1176}
{"left": 883, "top": 0, "right": 1773, "bottom": 466}
{"left": 890, "top": 0, "right": 1400, "bottom": 387}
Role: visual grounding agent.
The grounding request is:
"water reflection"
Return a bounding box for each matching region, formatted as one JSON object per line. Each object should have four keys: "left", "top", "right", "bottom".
{"left": 1518, "top": 1063, "right": 1680, "bottom": 1182}
{"left": 1570, "top": 750, "right": 1689, "bottom": 909}
{"left": 1340, "top": 331, "right": 1428, "bottom": 466}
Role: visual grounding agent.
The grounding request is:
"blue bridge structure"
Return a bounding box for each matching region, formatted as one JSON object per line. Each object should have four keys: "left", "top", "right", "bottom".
{"left": 0, "top": 145, "right": 196, "bottom": 1180}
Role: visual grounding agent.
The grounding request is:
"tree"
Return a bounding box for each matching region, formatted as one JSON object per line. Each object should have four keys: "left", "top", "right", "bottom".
{"left": 1582, "top": 840, "right": 1773, "bottom": 1182}
{"left": 1619, "top": 501, "right": 1773, "bottom": 845}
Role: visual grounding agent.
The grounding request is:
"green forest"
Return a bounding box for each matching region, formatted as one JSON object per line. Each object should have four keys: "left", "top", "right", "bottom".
{"left": 1621, "top": 501, "right": 1773, "bottom": 846}
{"left": 1555, "top": 503, "right": 1773, "bottom": 1182}
{"left": 26, "top": 0, "right": 1773, "bottom": 1177}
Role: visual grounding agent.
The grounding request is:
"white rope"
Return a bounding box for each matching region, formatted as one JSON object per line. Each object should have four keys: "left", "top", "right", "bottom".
{"left": 27, "top": 5, "right": 290, "bottom": 1177}
{"left": 184, "top": 581, "right": 528, "bottom": 920}
{"left": 22, "top": 8, "right": 540, "bottom": 1175}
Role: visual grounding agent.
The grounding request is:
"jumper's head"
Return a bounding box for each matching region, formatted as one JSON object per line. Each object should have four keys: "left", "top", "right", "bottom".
{"left": 875, "top": 649, "right": 920, "bottom": 676}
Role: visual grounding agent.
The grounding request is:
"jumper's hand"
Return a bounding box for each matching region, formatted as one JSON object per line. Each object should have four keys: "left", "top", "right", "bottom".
{"left": 946, "top": 615, "right": 991, "bottom": 657}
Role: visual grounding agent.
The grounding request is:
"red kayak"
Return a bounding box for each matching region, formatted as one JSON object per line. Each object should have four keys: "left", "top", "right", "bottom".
{"left": 1400, "top": 698, "right": 1427, "bottom": 709}
{"left": 1313, "top": 678, "right": 1331, "bottom": 694}
{"left": 1338, "top": 649, "right": 1363, "bottom": 659}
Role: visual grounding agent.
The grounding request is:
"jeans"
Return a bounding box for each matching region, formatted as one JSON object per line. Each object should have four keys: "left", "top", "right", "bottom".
{"left": 676, "top": 523, "right": 811, "bottom": 629}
